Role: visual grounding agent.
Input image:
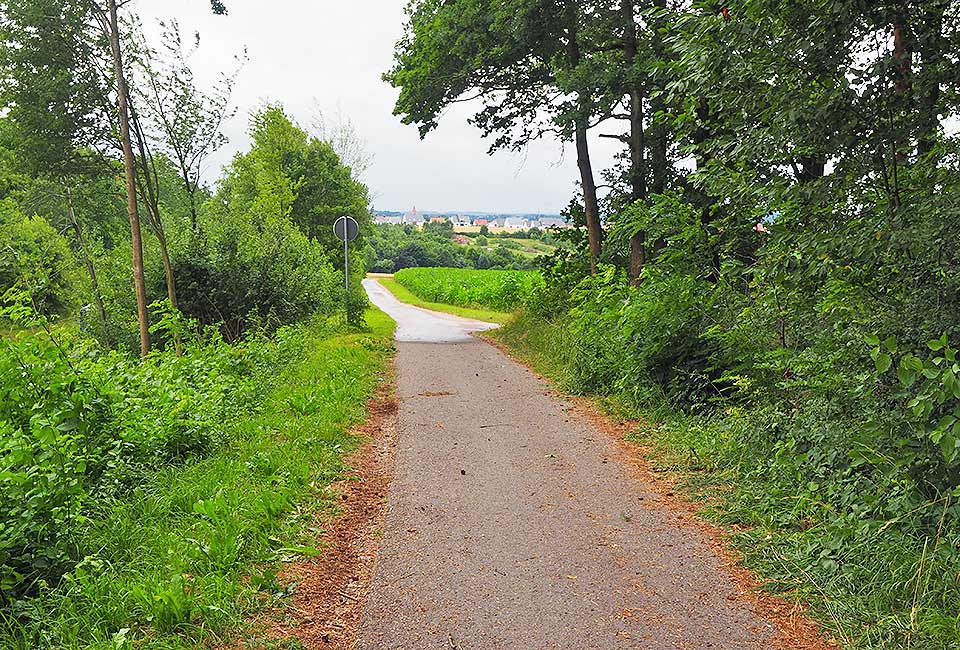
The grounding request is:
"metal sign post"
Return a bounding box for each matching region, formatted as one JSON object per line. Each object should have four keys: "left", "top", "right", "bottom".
{"left": 333, "top": 216, "right": 360, "bottom": 316}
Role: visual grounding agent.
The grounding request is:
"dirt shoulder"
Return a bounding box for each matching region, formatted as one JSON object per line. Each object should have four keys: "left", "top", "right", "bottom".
{"left": 266, "top": 379, "right": 399, "bottom": 649}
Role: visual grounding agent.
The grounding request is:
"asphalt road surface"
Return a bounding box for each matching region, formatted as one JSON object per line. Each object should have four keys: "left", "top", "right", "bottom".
{"left": 358, "top": 278, "right": 777, "bottom": 649}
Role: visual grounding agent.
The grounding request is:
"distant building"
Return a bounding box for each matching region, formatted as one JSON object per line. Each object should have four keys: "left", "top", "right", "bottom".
{"left": 503, "top": 217, "right": 530, "bottom": 230}
{"left": 375, "top": 215, "right": 403, "bottom": 225}
{"left": 474, "top": 218, "right": 490, "bottom": 227}
{"left": 451, "top": 215, "right": 472, "bottom": 226}
{"left": 538, "top": 217, "right": 570, "bottom": 229}
{"left": 401, "top": 206, "right": 421, "bottom": 225}
{"left": 430, "top": 216, "right": 448, "bottom": 224}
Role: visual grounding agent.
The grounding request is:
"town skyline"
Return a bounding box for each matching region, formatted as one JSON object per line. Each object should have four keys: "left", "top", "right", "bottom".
{"left": 373, "top": 206, "right": 565, "bottom": 219}
{"left": 373, "top": 206, "right": 572, "bottom": 231}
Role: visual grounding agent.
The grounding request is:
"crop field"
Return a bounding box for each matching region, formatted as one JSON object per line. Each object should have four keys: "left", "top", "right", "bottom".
{"left": 393, "top": 268, "right": 542, "bottom": 312}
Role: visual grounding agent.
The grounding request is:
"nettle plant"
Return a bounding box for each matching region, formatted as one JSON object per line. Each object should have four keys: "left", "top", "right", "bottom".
{"left": 869, "top": 333, "right": 960, "bottom": 472}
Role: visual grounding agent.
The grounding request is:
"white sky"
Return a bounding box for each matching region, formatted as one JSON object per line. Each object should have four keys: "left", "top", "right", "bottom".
{"left": 136, "top": 0, "right": 623, "bottom": 215}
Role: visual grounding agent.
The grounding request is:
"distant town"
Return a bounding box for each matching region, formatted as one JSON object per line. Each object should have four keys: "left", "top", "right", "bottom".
{"left": 373, "top": 207, "right": 573, "bottom": 232}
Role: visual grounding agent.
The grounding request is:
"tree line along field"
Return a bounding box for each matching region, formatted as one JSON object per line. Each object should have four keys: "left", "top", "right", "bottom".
{"left": 365, "top": 221, "right": 564, "bottom": 273}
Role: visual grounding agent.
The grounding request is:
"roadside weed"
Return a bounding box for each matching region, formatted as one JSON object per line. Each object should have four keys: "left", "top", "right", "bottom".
{"left": 0, "top": 309, "right": 395, "bottom": 648}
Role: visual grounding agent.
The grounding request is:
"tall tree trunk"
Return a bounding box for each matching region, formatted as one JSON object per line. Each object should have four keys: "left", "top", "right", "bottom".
{"left": 888, "top": 17, "right": 912, "bottom": 208}
{"left": 575, "top": 122, "right": 602, "bottom": 272}
{"left": 177, "top": 164, "right": 198, "bottom": 231}
{"left": 693, "top": 97, "right": 721, "bottom": 282}
{"left": 129, "top": 95, "right": 183, "bottom": 355}
{"left": 892, "top": 21, "right": 913, "bottom": 97}
{"left": 621, "top": 0, "right": 647, "bottom": 284}
{"left": 564, "top": 1, "right": 602, "bottom": 273}
{"left": 187, "top": 182, "right": 198, "bottom": 231}
{"left": 64, "top": 182, "right": 107, "bottom": 323}
{"left": 107, "top": 0, "right": 150, "bottom": 357}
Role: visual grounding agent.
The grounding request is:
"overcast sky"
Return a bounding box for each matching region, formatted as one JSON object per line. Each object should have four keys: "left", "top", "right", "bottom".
{"left": 136, "top": 0, "right": 623, "bottom": 215}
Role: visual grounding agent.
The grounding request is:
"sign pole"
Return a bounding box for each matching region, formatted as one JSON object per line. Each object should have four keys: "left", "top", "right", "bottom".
{"left": 334, "top": 215, "right": 359, "bottom": 322}
{"left": 344, "top": 233, "right": 350, "bottom": 321}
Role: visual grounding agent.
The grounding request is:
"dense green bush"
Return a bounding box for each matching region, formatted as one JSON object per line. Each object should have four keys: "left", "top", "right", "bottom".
{"left": 0, "top": 297, "right": 304, "bottom": 600}
{"left": 394, "top": 267, "right": 542, "bottom": 312}
{"left": 0, "top": 203, "right": 79, "bottom": 318}
{"left": 169, "top": 219, "right": 342, "bottom": 341}
{"left": 561, "top": 266, "right": 730, "bottom": 407}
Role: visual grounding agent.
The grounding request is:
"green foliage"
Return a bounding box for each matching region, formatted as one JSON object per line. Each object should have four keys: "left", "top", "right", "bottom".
{"left": 394, "top": 267, "right": 542, "bottom": 312}
{"left": 170, "top": 217, "right": 341, "bottom": 341}
{"left": 0, "top": 299, "right": 395, "bottom": 647}
{"left": 366, "top": 224, "right": 534, "bottom": 273}
{"left": 0, "top": 0, "right": 108, "bottom": 180}
{"left": 169, "top": 105, "right": 369, "bottom": 339}
{"left": 866, "top": 333, "right": 960, "bottom": 488}
{"left": 219, "top": 104, "right": 369, "bottom": 252}
{"left": 563, "top": 265, "right": 729, "bottom": 409}
{"left": 0, "top": 295, "right": 296, "bottom": 600}
{"left": 0, "top": 205, "right": 79, "bottom": 317}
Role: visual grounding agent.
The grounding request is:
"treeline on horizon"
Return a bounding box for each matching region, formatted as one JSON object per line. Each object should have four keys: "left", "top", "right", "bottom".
{"left": 366, "top": 220, "right": 564, "bottom": 273}
{"left": 386, "top": 0, "right": 960, "bottom": 646}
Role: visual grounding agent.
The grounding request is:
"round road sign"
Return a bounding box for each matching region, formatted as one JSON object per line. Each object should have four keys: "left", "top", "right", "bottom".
{"left": 334, "top": 216, "right": 360, "bottom": 242}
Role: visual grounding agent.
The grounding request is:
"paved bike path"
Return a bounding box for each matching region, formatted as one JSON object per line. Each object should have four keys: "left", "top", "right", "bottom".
{"left": 359, "top": 278, "right": 776, "bottom": 649}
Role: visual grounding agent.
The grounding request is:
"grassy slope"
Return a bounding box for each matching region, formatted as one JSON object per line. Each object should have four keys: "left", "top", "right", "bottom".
{"left": 377, "top": 276, "right": 513, "bottom": 325}
{"left": 464, "top": 238, "right": 556, "bottom": 259}
{"left": 2, "top": 309, "right": 395, "bottom": 649}
{"left": 486, "top": 311, "right": 571, "bottom": 379}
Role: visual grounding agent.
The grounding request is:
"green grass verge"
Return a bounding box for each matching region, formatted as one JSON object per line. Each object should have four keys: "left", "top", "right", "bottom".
{"left": 492, "top": 313, "right": 960, "bottom": 650}
{"left": 377, "top": 277, "right": 513, "bottom": 325}
{"left": 0, "top": 309, "right": 395, "bottom": 649}
{"left": 484, "top": 309, "right": 571, "bottom": 379}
